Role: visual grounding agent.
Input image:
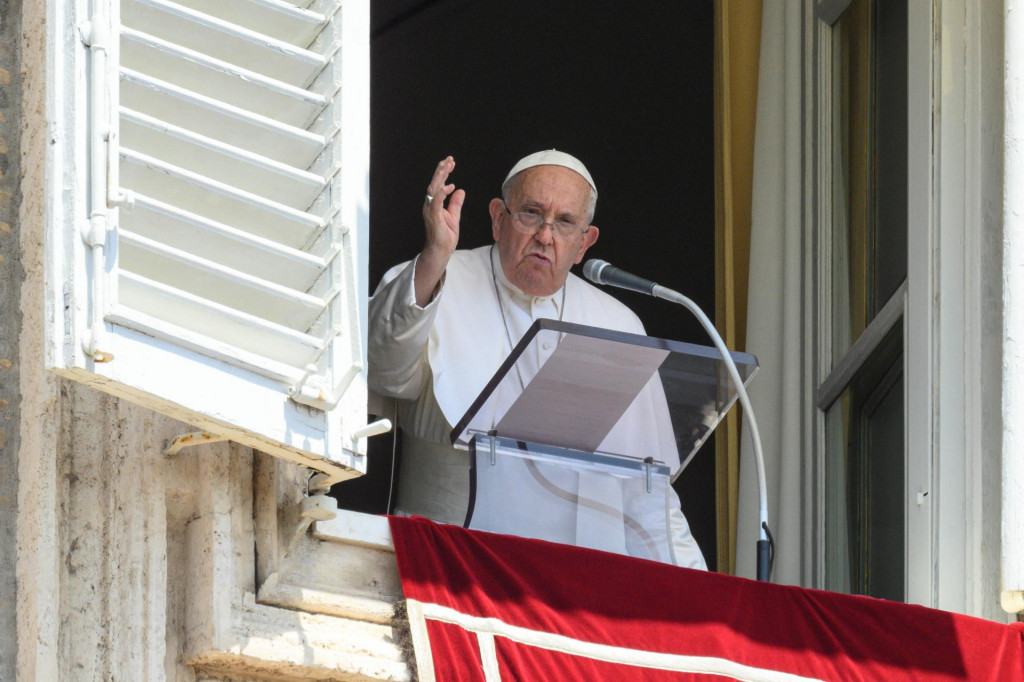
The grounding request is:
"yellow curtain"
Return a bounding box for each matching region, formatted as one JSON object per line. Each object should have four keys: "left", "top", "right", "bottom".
{"left": 713, "top": 0, "right": 761, "bottom": 575}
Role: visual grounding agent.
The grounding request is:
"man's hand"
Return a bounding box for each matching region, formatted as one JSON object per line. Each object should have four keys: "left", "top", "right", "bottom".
{"left": 415, "top": 156, "right": 465, "bottom": 306}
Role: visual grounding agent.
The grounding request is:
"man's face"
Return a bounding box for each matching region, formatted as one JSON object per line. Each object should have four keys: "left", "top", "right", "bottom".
{"left": 489, "top": 166, "right": 600, "bottom": 297}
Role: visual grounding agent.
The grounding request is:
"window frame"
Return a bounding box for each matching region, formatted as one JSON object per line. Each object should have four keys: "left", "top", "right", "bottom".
{"left": 813, "top": 0, "right": 925, "bottom": 603}
{"left": 812, "top": 0, "right": 995, "bottom": 614}
{"left": 44, "top": 0, "right": 373, "bottom": 484}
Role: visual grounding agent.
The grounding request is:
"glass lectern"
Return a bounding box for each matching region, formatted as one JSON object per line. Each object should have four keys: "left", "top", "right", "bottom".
{"left": 450, "top": 319, "right": 758, "bottom": 564}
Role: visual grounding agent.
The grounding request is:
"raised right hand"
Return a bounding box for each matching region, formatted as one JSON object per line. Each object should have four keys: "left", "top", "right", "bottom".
{"left": 422, "top": 156, "right": 465, "bottom": 258}
{"left": 415, "top": 156, "right": 465, "bottom": 306}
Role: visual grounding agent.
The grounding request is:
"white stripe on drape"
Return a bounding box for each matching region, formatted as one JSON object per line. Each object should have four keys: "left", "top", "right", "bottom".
{"left": 405, "top": 599, "right": 437, "bottom": 681}
{"left": 413, "top": 600, "right": 827, "bottom": 682}
{"left": 477, "top": 631, "right": 501, "bottom": 682}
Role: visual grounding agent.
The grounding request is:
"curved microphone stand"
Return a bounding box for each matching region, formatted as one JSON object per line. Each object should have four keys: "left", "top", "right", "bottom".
{"left": 584, "top": 259, "right": 772, "bottom": 581}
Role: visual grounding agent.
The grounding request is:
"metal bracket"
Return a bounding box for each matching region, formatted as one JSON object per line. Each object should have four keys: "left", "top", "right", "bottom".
{"left": 163, "top": 431, "right": 230, "bottom": 457}
{"left": 81, "top": 333, "right": 114, "bottom": 364}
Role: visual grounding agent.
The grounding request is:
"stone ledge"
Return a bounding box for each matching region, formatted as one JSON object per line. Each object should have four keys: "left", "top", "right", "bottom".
{"left": 189, "top": 592, "right": 410, "bottom": 682}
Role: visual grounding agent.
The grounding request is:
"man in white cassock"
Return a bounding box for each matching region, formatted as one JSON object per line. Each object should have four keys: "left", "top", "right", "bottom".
{"left": 368, "top": 150, "right": 706, "bottom": 570}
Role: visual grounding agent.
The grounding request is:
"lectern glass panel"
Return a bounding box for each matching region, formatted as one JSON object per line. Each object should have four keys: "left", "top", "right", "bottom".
{"left": 452, "top": 320, "right": 759, "bottom": 477}
{"left": 467, "top": 434, "right": 675, "bottom": 563}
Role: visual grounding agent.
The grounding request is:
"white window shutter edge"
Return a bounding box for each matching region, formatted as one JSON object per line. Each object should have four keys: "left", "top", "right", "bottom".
{"left": 45, "top": 0, "right": 372, "bottom": 484}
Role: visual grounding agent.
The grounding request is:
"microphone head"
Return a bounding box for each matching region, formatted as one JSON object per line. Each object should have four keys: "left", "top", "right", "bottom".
{"left": 583, "top": 259, "right": 609, "bottom": 284}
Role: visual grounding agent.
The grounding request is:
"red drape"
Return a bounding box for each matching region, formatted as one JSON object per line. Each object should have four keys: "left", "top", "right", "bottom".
{"left": 389, "top": 515, "right": 1024, "bottom": 681}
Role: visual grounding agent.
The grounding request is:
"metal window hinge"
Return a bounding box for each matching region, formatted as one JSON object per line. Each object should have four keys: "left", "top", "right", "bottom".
{"left": 77, "top": 20, "right": 109, "bottom": 50}
{"left": 288, "top": 358, "right": 362, "bottom": 410}
{"left": 285, "top": 495, "right": 338, "bottom": 555}
{"left": 286, "top": 476, "right": 339, "bottom": 555}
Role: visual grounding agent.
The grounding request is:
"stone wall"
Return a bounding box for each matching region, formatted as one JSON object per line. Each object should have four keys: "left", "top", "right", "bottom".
{"left": 0, "top": 0, "right": 21, "bottom": 678}
{"left": 15, "top": 0, "right": 60, "bottom": 675}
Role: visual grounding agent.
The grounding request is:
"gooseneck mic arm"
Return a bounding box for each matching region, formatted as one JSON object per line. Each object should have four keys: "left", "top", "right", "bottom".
{"left": 582, "top": 259, "right": 657, "bottom": 295}
{"left": 583, "top": 258, "right": 772, "bottom": 582}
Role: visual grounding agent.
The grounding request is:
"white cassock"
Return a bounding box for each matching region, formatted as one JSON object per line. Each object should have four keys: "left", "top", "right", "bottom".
{"left": 368, "top": 244, "right": 706, "bottom": 570}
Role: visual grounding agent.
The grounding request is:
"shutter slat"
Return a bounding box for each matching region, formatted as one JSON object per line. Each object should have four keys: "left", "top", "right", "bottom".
{"left": 121, "top": 27, "right": 325, "bottom": 128}
{"left": 123, "top": 194, "right": 328, "bottom": 291}
{"left": 120, "top": 230, "right": 328, "bottom": 331}
{"left": 121, "top": 107, "right": 325, "bottom": 208}
{"left": 120, "top": 149, "right": 323, "bottom": 243}
{"left": 167, "top": 0, "right": 327, "bottom": 46}
{"left": 119, "top": 68, "right": 327, "bottom": 167}
{"left": 124, "top": 0, "right": 325, "bottom": 84}
{"left": 106, "top": 305, "right": 311, "bottom": 385}
{"left": 118, "top": 271, "right": 326, "bottom": 368}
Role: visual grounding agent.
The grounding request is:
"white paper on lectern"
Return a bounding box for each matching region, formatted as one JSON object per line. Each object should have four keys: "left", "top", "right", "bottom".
{"left": 494, "top": 334, "right": 670, "bottom": 453}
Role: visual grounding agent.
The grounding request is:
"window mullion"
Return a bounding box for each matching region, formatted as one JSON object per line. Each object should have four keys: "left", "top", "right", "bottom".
{"left": 816, "top": 278, "right": 906, "bottom": 411}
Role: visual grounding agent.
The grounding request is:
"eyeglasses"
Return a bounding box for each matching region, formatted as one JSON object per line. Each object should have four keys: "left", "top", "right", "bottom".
{"left": 503, "top": 202, "right": 588, "bottom": 240}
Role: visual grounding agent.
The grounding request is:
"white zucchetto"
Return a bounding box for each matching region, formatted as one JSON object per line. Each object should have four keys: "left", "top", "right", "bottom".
{"left": 503, "top": 150, "right": 598, "bottom": 198}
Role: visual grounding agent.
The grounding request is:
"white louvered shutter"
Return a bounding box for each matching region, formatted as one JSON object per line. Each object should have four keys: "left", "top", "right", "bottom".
{"left": 49, "top": 0, "right": 371, "bottom": 482}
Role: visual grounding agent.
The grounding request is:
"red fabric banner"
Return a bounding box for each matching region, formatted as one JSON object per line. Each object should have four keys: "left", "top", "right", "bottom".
{"left": 389, "top": 515, "right": 1024, "bottom": 681}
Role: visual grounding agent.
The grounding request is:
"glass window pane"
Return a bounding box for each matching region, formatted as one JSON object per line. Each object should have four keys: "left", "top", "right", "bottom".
{"left": 864, "top": 368, "right": 905, "bottom": 601}
{"left": 831, "top": 0, "right": 872, "bottom": 363}
{"left": 872, "top": 0, "right": 908, "bottom": 308}
{"left": 824, "top": 394, "right": 853, "bottom": 594}
{"left": 823, "top": 325, "right": 904, "bottom": 600}
{"left": 830, "top": 0, "right": 908, "bottom": 366}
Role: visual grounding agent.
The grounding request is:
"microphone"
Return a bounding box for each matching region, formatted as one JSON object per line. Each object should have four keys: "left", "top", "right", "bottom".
{"left": 583, "top": 257, "right": 774, "bottom": 582}
{"left": 582, "top": 259, "right": 657, "bottom": 295}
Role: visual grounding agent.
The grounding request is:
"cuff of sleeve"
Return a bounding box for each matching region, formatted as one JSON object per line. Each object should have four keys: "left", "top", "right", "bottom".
{"left": 409, "top": 253, "right": 446, "bottom": 309}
